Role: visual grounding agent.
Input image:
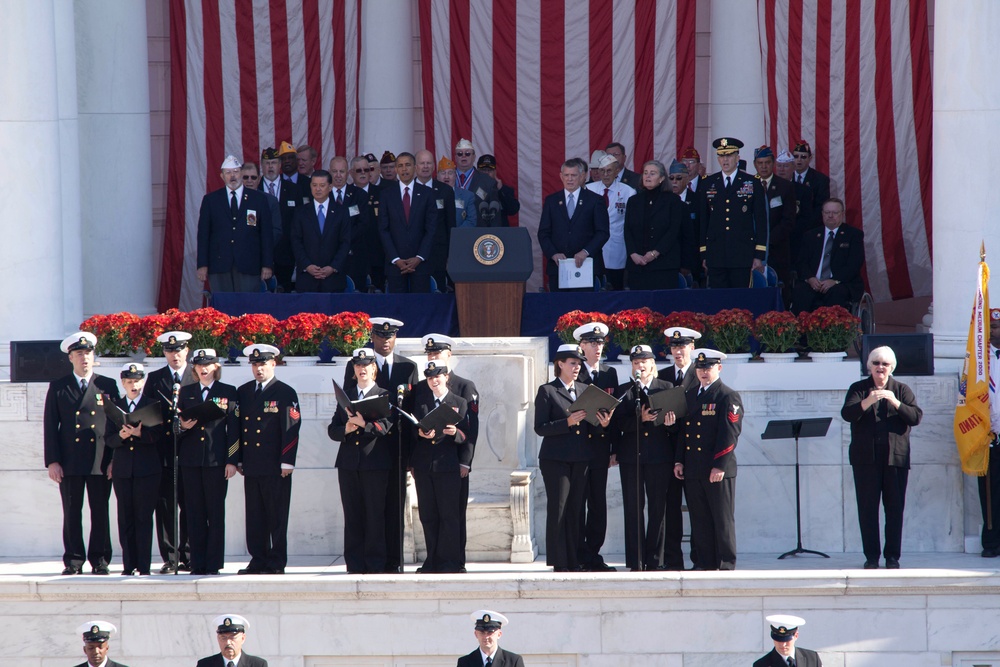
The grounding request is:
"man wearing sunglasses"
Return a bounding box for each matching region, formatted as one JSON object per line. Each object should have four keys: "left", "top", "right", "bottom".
{"left": 259, "top": 147, "right": 298, "bottom": 293}
{"left": 347, "top": 155, "right": 384, "bottom": 291}
{"left": 454, "top": 138, "right": 502, "bottom": 226}
{"left": 243, "top": 162, "right": 281, "bottom": 254}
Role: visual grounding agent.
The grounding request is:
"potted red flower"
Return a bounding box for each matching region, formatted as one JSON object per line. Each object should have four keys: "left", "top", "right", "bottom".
{"left": 130, "top": 312, "right": 175, "bottom": 358}
{"left": 226, "top": 313, "right": 280, "bottom": 352}
{"left": 609, "top": 307, "right": 667, "bottom": 355}
{"left": 799, "top": 306, "right": 861, "bottom": 358}
{"left": 554, "top": 310, "right": 611, "bottom": 344}
{"left": 279, "top": 313, "right": 329, "bottom": 357}
{"left": 79, "top": 312, "right": 141, "bottom": 358}
{"left": 706, "top": 309, "right": 754, "bottom": 356}
{"left": 326, "top": 311, "right": 372, "bottom": 356}
{"left": 173, "top": 307, "right": 231, "bottom": 352}
{"left": 753, "top": 310, "right": 801, "bottom": 360}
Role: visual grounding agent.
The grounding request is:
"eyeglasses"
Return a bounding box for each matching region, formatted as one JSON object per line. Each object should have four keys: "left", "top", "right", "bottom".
{"left": 242, "top": 175, "right": 258, "bottom": 181}
{"left": 871, "top": 361, "right": 891, "bottom": 367}
{"left": 456, "top": 151, "right": 473, "bottom": 157}
{"left": 667, "top": 176, "right": 684, "bottom": 181}
{"left": 354, "top": 169, "right": 367, "bottom": 173}
{"left": 366, "top": 167, "right": 376, "bottom": 172}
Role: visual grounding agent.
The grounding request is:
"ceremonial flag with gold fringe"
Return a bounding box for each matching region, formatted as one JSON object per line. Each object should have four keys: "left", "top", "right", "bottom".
{"left": 955, "top": 251, "right": 991, "bottom": 476}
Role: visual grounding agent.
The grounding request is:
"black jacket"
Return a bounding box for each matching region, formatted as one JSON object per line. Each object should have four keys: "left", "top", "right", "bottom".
{"left": 677, "top": 379, "right": 743, "bottom": 478}
{"left": 177, "top": 381, "right": 240, "bottom": 467}
{"left": 406, "top": 384, "right": 470, "bottom": 472}
{"left": 841, "top": 375, "right": 922, "bottom": 468}
{"left": 105, "top": 393, "right": 165, "bottom": 478}
{"left": 329, "top": 384, "right": 393, "bottom": 470}
{"left": 236, "top": 378, "right": 301, "bottom": 475}
{"left": 44, "top": 373, "right": 121, "bottom": 476}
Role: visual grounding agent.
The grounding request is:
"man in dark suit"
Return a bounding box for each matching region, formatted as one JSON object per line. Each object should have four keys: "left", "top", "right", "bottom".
{"left": 75, "top": 620, "right": 129, "bottom": 667}
{"left": 260, "top": 147, "right": 299, "bottom": 293}
{"left": 377, "top": 152, "right": 440, "bottom": 293}
{"left": 342, "top": 317, "right": 420, "bottom": 572}
{"left": 754, "top": 614, "right": 823, "bottom": 666}
{"left": 571, "top": 323, "right": 618, "bottom": 571}
{"left": 198, "top": 615, "right": 268, "bottom": 667}
{"left": 290, "top": 167, "right": 352, "bottom": 292}
{"left": 477, "top": 154, "right": 520, "bottom": 226}
{"left": 753, "top": 145, "right": 797, "bottom": 297}
{"left": 453, "top": 138, "right": 503, "bottom": 226}
{"left": 791, "top": 198, "right": 866, "bottom": 314}
{"left": 423, "top": 334, "right": 478, "bottom": 571}
{"left": 666, "top": 160, "right": 703, "bottom": 286}
{"left": 537, "top": 159, "right": 611, "bottom": 291}
{"left": 457, "top": 610, "right": 525, "bottom": 667}
{"left": 791, "top": 139, "right": 832, "bottom": 225}
{"left": 236, "top": 345, "right": 301, "bottom": 575}
{"left": 674, "top": 349, "right": 743, "bottom": 571}
{"left": 196, "top": 155, "right": 274, "bottom": 292}
{"left": 700, "top": 137, "right": 769, "bottom": 288}
{"left": 143, "top": 331, "right": 195, "bottom": 573}
{"left": 347, "top": 154, "right": 384, "bottom": 291}
{"left": 605, "top": 141, "right": 642, "bottom": 190}
{"left": 679, "top": 146, "right": 705, "bottom": 194}
{"left": 44, "top": 332, "right": 120, "bottom": 575}
{"left": 415, "top": 149, "right": 456, "bottom": 291}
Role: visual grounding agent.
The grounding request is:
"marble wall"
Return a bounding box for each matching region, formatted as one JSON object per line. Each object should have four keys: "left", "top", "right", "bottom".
{"left": 0, "top": 340, "right": 977, "bottom": 562}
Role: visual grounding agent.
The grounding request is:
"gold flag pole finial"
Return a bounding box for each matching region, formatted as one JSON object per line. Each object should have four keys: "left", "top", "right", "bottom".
{"left": 981, "top": 240, "right": 986, "bottom": 261}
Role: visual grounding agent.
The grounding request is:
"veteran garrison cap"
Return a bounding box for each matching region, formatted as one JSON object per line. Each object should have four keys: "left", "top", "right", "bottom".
{"left": 214, "top": 614, "right": 249, "bottom": 634}
{"left": 766, "top": 614, "right": 805, "bottom": 642}
{"left": 261, "top": 147, "right": 279, "bottom": 161}
{"left": 364, "top": 152, "right": 378, "bottom": 163}
{"left": 754, "top": 145, "right": 774, "bottom": 160}
{"left": 792, "top": 139, "right": 812, "bottom": 155}
{"left": 477, "top": 154, "right": 497, "bottom": 170}
{"left": 422, "top": 334, "right": 455, "bottom": 352}
{"left": 61, "top": 331, "right": 97, "bottom": 354}
{"left": 572, "top": 323, "right": 608, "bottom": 342}
{"left": 680, "top": 146, "right": 701, "bottom": 161}
{"left": 380, "top": 151, "right": 397, "bottom": 165}
{"left": 668, "top": 159, "right": 688, "bottom": 176}
{"left": 278, "top": 141, "right": 296, "bottom": 156}
{"left": 471, "top": 609, "right": 508, "bottom": 631}
{"left": 78, "top": 620, "right": 117, "bottom": 642}
{"left": 438, "top": 156, "right": 457, "bottom": 171}
{"left": 244, "top": 344, "right": 280, "bottom": 363}
{"left": 776, "top": 150, "right": 795, "bottom": 164}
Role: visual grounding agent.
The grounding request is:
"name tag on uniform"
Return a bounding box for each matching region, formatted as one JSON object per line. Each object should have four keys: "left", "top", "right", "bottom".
{"left": 436, "top": 199, "right": 445, "bottom": 209}
{"left": 286, "top": 200, "right": 295, "bottom": 207}
{"left": 770, "top": 196, "right": 783, "bottom": 208}
{"left": 246, "top": 210, "right": 257, "bottom": 227}
{"left": 475, "top": 187, "right": 487, "bottom": 201}
{"left": 349, "top": 205, "right": 360, "bottom": 216}
{"left": 456, "top": 200, "right": 465, "bottom": 209}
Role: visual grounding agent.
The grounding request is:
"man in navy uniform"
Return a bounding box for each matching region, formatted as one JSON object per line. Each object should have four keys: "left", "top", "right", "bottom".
{"left": 198, "top": 615, "right": 268, "bottom": 667}
{"left": 674, "top": 348, "right": 743, "bottom": 571}
{"left": 44, "top": 332, "right": 120, "bottom": 575}
{"left": 700, "top": 137, "right": 769, "bottom": 288}
{"left": 754, "top": 614, "right": 823, "bottom": 666}
{"left": 236, "top": 344, "right": 301, "bottom": 574}
{"left": 456, "top": 610, "right": 525, "bottom": 667}
{"left": 196, "top": 154, "right": 274, "bottom": 292}
{"left": 75, "top": 620, "right": 129, "bottom": 667}
{"left": 143, "top": 330, "right": 195, "bottom": 573}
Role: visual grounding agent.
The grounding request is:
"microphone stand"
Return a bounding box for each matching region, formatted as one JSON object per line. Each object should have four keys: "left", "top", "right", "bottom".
{"left": 633, "top": 372, "right": 643, "bottom": 571}
{"left": 171, "top": 382, "right": 181, "bottom": 576}
{"left": 396, "top": 386, "right": 406, "bottom": 573}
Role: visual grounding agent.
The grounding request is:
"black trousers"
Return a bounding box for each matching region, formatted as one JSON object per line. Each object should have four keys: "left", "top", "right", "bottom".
{"left": 384, "top": 460, "right": 405, "bottom": 572}
{"left": 295, "top": 271, "right": 347, "bottom": 293}
{"left": 385, "top": 262, "right": 432, "bottom": 293}
{"left": 979, "top": 446, "right": 1000, "bottom": 551}
{"left": 244, "top": 474, "right": 293, "bottom": 571}
{"left": 684, "top": 476, "right": 737, "bottom": 570}
{"left": 156, "top": 462, "right": 190, "bottom": 566}
{"left": 618, "top": 462, "right": 672, "bottom": 570}
{"left": 338, "top": 468, "right": 389, "bottom": 573}
{"left": 59, "top": 474, "right": 112, "bottom": 569}
{"left": 578, "top": 455, "right": 610, "bottom": 567}
{"left": 852, "top": 463, "right": 908, "bottom": 561}
{"left": 459, "top": 472, "right": 471, "bottom": 568}
{"left": 791, "top": 280, "right": 852, "bottom": 314}
{"left": 113, "top": 470, "right": 161, "bottom": 573}
{"left": 707, "top": 266, "right": 752, "bottom": 289}
{"left": 273, "top": 261, "right": 295, "bottom": 293}
{"left": 540, "top": 459, "right": 589, "bottom": 570}
{"left": 627, "top": 267, "right": 677, "bottom": 291}
{"left": 413, "top": 469, "right": 464, "bottom": 572}
{"left": 181, "top": 465, "right": 228, "bottom": 572}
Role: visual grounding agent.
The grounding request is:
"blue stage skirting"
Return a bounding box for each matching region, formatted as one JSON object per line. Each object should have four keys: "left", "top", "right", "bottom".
{"left": 213, "top": 288, "right": 782, "bottom": 355}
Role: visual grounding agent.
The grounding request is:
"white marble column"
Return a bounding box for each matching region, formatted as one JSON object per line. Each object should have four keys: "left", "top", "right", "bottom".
{"left": 75, "top": 0, "right": 155, "bottom": 317}
{"left": 707, "top": 0, "right": 766, "bottom": 158}
{"left": 0, "top": 0, "right": 82, "bottom": 339}
{"left": 358, "top": 0, "right": 414, "bottom": 153}
{"left": 931, "top": 3, "right": 1000, "bottom": 370}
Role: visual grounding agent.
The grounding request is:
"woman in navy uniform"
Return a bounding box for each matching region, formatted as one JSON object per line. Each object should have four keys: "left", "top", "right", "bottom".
{"left": 105, "top": 363, "right": 164, "bottom": 575}
{"left": 329, "top": 348, "right": 393, "bottom": 573}
{"left": 534, "top": 344, "right": 613, "bottom": 572}
{"left": 408, "top": 360, "right": 471, "bottom": 573}
{"left": 176, "top": 349, "right": 240, "bottom": 574}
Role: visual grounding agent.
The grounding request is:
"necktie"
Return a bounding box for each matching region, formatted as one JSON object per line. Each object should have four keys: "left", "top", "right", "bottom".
{"left": 568, "top": 385, "right": 576, "bottom": 401}
{"left": 676, "top": 370, "right": 683, "bottom": 384}
{"left": 128, "top": 400, "right": 136, "bottom": 413}
{"left": 317, "top": 203, "right": 325, "bottom": 233}
{"left": 268, "top": 181, "right": 276, "bottom": 197}
{"left": 228, "top": 662, "right": 235, "bottom": 667}
{"left": 592, "top": 369, "right": 599, "bottom": 382}
{"left": 787, "top": 658, "right": 795, "bottom": 667}
{"left": 230, "top": 191, "right": 239, "bottom": 216}
{"left": 820, "top": 230, "right": 835, "bottom": 280}
{"left": 381, "top": 359, "right": 389, "bottom": 377}
{"left": 459, "top": 172, "right": 469, "bottom": 189}
{"left": 336, "top": 190, "right": 343, "bottom": 205}
{"left": 357, "top": 390, "right": 365, "bottom": 400}
{"left": 687, "top": 183, "right": 694, "bottom": 194}
{"left": 603, "top": 187, "right": 610, "bottom": 208}
{"left": 725, "top": 175, "right": 731, "bottom": 189}
{"left": 643, "top": 386, "right": 649, "bottom": 395}
{"left": 80, "top": 378, "right": 87, "bottom": 392}
{"left": 485, "top": 657, "right": 492, "bottom": 667}
{"left": 797, "top": 173, "right": 804, "bottom": 184}
{"left": 202, "top": 387, "right": 209, "bottom": 401}
{"left": 403, "top": 186, "right": 411, "bottom": 220}
{"left": 173, "top": 371, "right": 180, "bottom": 385}
{"left": 698, "top": 387, "right": 704, "bottom": 397}
{"left": 255, "top": 383, "right": 262, "bottom": 399}
{"left": 434, "top": 398, "right": 441, "bottom": 408}
{"left": 566, "top": 192, "right": 576, "bottom": 218}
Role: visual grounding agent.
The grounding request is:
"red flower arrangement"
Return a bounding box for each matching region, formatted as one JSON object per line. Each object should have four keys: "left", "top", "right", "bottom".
{"left": 129, "top": 312, "right": 175, "bottom": 356}
{"left": 609, "top": 307, "right": 667, "bottom": 354}
{"left": 553, "top": 310, "right": 612, "bottom": 344}
{"left": 172, "top": 307, "right": 231, "bottom": 351}
{"left": 227, "top": 313, "right": 280, "bottom": 349}
{"left": 753, "top": 310, "right": 801, "bottom": 353}
{"left": 79, "top": 312, "right": 141, "bottom": 356}
{"left": 799, "top": 306, "right": 861, "bottom": 352}
{"left": 279, "top": 313, "right": 329, "bottom": 356}
{"left": 660, "top": 310, "right": 708, "bottom": 336}
{"left": 326, "top": 311, "right": 372, "bottom": 356}
{"left": 706, "top": 309, "right": 754, "bottom": 354}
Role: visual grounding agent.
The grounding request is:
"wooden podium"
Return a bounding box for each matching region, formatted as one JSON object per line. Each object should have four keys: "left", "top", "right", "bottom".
{"left": 447, "top": 228, "right": 533, "bottom": 337}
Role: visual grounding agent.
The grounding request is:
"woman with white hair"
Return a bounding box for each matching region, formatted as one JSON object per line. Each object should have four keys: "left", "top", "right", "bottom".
{"left": 841, "top": 345, "right": 923, "bottom": 569}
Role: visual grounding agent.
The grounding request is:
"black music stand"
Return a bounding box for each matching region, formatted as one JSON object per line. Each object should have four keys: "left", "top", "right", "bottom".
{"left": 761, "top": 417, "right": 832, "bottom": 560}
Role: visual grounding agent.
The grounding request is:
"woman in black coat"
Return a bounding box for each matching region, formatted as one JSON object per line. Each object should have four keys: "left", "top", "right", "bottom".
{"left": 176, "top": 348, "right": 240, "bottom": 575}
{"left": 624, "top": 160, "right": 687, "bottom": 290}
{"left": 534, "top": 344, "right": 613, "bottom": 572}
{"left": 105, "top": 363, "right": 165, "bottom": 575}
{"left": 841, "top": 345, "right": 923, "bottom": 569}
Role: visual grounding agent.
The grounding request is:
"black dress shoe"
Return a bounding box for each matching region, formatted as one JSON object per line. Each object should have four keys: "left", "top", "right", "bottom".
{"left": 270, "top": 568, "right": 284, "bottom": 574}
{"left": 121, "top": 569, "right": 135, "bottom": 576}
{"left": 92, "top": 565, "right": 110, "bottom": 575}
{"left": 885, "top": 558, "right": 900, "bottom": 569}
{"left": 191, "top": 569, "right": 207, "bottom": 575}
{"left": 863, "top": 560, "right": 879, "bottom": 569}
{"left": 159, "top": 563, "right": 173, "bottom": 574}
{"left": 61, "top": 566, "right": 81, "bottom": 575}
{"left": 628, "top": 567, "right": 644, "bottom": 572}
{"left": 587, "top": 562, "right": 617, "bottom": 572}
{"left": 206, "top": 570, "right": 221, "bottom": 575}
{"left": 553, "top": 567, "right": 571, "bottom": 572}
{"left": 137, "top": 571, "right": 150, "bottom": 576}
{"left": 178, "top": 562, "right": 192, "bottom": 572}
{"left": 237, "top": 568, "right": 264, "bottom": 575}
{"left": 982, "top": 548, "right": 999, "bottom": 558}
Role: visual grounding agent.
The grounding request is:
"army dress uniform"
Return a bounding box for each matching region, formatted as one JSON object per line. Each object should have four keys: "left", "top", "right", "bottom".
{"left": 236, "top": 350, "right": 301, "bottom": 574}
{"left": 678, "top": 359, "right": 743, "bottom": 570}
{"left": 43, "top": 334, "right": 120, "bottom": 574}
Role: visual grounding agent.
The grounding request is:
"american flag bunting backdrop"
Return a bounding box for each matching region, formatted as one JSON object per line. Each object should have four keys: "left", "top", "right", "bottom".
{"left": 757, "top": 0, "right": 932, "bottom": 301}
{"left": 159, "top": 0, "right": 361, "bottom": 311}
{"left": 418, "top": 0, "right": 697, "bottom": 291}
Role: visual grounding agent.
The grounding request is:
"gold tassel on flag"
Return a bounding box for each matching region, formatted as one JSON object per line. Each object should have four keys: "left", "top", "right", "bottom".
{"left": 954, "top": 242, "right": 991, "bottom": 476}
